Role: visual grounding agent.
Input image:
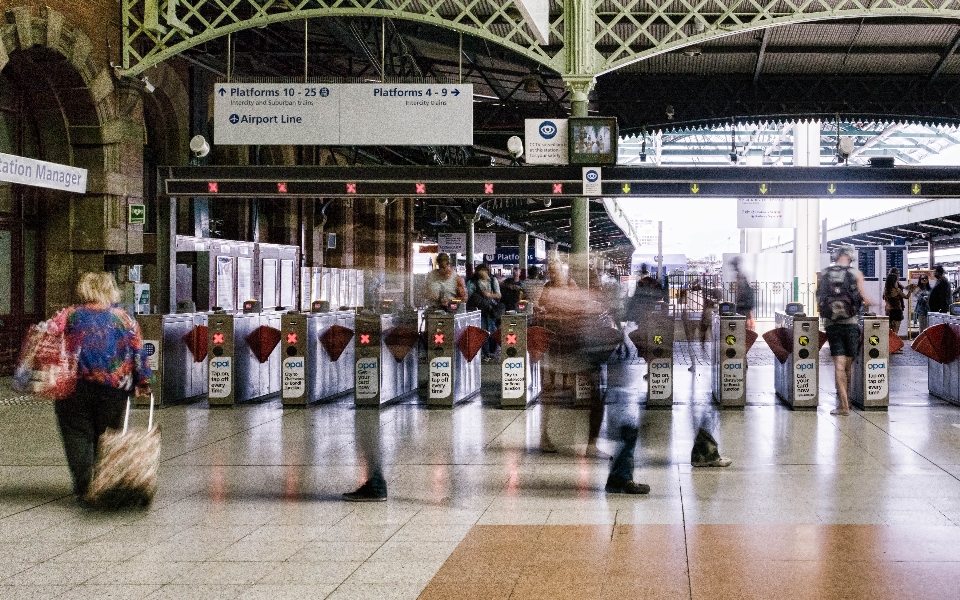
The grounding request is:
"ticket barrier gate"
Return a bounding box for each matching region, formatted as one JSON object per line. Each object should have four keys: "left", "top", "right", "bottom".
{"left": 773, "top": 304, "right": 820, "bottom": 410}
{"left": 850, "top": 314, "right": 890, "bottom": 410}
{"left": 712, "top": 304, "right": 747, "bottom": 408}
{"left": 280, "top": 310, "right": 357, "bottom": 406}
{"left": 636, "top": 304, "right": 675, "bottom": 408}
{"left": 926, "top": 306, "right": 960, "bottom": 405}
{"left": 499, "top": 309, "right": 542, "bottom": 408}
{"left": 135, "top": 312, "right": 209, "bottom": 406}
{"left": 207, "top": 307, "right": 283, "bottom": 406}
{"left": 425, "top": 309, "right": 482, "bottom": 407}
{"left": 353, "top": 312, "right": 419, "bottom": 406}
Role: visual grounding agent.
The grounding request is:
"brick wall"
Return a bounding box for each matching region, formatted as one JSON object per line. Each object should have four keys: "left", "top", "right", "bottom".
{"left": 2, "top": 1, "right": 122, "bottom": 65}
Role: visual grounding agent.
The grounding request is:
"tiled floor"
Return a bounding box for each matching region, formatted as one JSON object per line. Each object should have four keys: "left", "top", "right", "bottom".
{"left": 1, "top": 341, "right": 960, "bottom": 599}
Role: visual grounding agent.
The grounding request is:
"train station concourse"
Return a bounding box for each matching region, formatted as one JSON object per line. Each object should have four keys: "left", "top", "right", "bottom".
{"left": 4, "top": 342, "right": 960, "bottom": 600}
{"left": 9, "top": 0, "right": 960, "bottom": 599}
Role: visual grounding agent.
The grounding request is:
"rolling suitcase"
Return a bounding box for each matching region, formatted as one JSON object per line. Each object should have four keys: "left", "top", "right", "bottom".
{"left": 85, "top": 394, "right": 161, "bottom": 508}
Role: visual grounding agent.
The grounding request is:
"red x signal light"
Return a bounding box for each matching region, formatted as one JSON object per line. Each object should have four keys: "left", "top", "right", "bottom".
{"left": 359, "top": 333, "right": 371, "bottom": 345}
{"left": 346, "top": 183, "right": 356, "bottom": 194}
{"left": 484, "top": 183, "right": 494, "bottom": 194}
{"left": 208, "top": 182, "right": 219, "bottom": 193}
{"left": 278, "top": 182, "right": 288, "bottom": 193}
{"left": 433, "top": 333, "right": 445, "bottom": 345}
{"left": 286, "top": 332, "right": 297, "bottom": 345}
{"left": 553, "top": 183, "right": 562, "bottom": 194}
{"left": 415, "top": 183, "right": 426, "bottom": 194}
{"left": 506, "top": 333, "right": 517, "bottom": 345}
{"left": 213, "top": 332, "right": 224, "bottom": 345}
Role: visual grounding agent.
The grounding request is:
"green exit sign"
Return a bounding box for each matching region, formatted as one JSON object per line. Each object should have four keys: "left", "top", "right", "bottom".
{"left": 128, "top": 204, "right": 146, "bottom": 225}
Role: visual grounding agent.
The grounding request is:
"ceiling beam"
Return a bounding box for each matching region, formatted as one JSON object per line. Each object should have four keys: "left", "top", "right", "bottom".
{"left": 753, "top": 28, "right": 771, "bottom": 86}
{"left": 848, "top": 123, "right": 904, "bottom": 161}
{"left": 929, "top": 27, "right": 960, "bottom": 83}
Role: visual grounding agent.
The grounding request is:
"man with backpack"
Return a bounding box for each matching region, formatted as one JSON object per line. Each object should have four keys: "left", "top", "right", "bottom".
{"left": 817, "top": 245, "right": 875, "bottom": 416}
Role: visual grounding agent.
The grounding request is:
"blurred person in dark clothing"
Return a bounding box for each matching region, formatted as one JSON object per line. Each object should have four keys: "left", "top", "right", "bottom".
{"left": 500, "top": 265, "right": 523, "bottom": 312}
{"left": 930, "top": 265, "right": 951, "bottom": 314}
{"left": 343, "top": 407, "right": 386, "bottom": 502}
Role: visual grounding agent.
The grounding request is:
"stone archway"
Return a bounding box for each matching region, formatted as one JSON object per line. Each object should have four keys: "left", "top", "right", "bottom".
{"left": 1, "top": 6, "right": 132, "bottom": 312}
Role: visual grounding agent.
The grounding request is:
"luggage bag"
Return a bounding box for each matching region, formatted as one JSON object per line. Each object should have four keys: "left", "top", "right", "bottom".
{"left": 85, "top": 394, "right": 161, "bottom": 508}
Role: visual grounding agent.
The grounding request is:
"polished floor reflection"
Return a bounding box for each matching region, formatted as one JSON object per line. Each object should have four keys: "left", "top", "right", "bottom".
{"left": 1, "top": 344, "right": 959, "bottom": 599}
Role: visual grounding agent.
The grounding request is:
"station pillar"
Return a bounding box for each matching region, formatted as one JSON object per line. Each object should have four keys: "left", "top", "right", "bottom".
{"left": 793, "top": 122, "right": 821, "bottom": 306}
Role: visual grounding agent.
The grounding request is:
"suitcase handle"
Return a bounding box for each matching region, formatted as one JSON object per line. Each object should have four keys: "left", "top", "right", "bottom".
{"left": 123, "top": 393, "right": 155, "bottom": 434}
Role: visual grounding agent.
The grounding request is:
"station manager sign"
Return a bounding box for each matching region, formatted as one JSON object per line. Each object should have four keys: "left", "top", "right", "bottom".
{"left": 0, "top": 152, "right": 87, "bottom": 193}
{"left": 214, "top": 83, "right": 473, "bottom": 146}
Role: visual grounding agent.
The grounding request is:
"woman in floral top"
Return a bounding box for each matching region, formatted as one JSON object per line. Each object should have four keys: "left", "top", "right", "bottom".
{"left": 56, "top": 272, "right": 152, "bottom": 504}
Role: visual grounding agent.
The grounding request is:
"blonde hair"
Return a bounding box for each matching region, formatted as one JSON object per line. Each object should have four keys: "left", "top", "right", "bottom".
{"left": 77, "top": 272, "right": 121, "bottom": 306}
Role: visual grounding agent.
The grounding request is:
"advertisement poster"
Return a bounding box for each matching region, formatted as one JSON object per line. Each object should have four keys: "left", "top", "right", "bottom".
{"left": 216, "top": 255, "right": 235, "bottom": 310}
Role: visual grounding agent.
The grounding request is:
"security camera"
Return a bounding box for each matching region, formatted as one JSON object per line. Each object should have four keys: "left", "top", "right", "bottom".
{"left": 837, "top": 136, "right": 855, "bottom": 162}
{"left": 141, "top": 76, "right": 155, "bottom": 93}
{"left": 189, "top": 135, "right": 210, "bottom": 158}
{"left": 507, "top": 136, "right": 524, "bottom": 159}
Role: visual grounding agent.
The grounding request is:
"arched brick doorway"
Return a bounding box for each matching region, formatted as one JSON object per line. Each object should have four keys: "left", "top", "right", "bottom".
{"left": 0, "top": 51, "right": 49, "bottom": 373}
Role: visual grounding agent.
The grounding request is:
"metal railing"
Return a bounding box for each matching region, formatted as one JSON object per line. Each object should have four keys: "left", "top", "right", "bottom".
{"left": 666, "top": 274, "right": 819, "bottom": 319}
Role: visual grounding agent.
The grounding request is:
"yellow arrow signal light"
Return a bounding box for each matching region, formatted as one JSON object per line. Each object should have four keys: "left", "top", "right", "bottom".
{"left": 912, "top": 184, "right": 921, "bottom": 195}
{"left": 828, "top": 184, "right": 837, "bottom": 194}
{"left": 691, "top": 183, "right": 700, "bottom": 194}
{"left": 759, "top": 183, "right": 768, "bottom": 195}
{"left": 622, "top": 183, "right": 631, "bottom": 194}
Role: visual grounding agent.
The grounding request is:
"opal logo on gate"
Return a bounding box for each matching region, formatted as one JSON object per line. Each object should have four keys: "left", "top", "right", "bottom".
{"left": 358, "top": 360, "right": 377, "bottom": 370}
{"left": 724, "top": 363, "right": 743, "bottom": 370}
{"left": 285, "top": 360, "right": 304, "bottom": 368}
{"left": 797, "top": 363, "right": 814, "bottom": 371}
{"left": 432, "top": 360, "right": 451, "bottom": 368}
{"left": 868, "top": 362, "right": 887, "bottom": 370}
{"left": 504, "top": 361, "right": 523, "bottom": 369}
{"left": 211, "top": 360, "right": 231, "bottom": 368}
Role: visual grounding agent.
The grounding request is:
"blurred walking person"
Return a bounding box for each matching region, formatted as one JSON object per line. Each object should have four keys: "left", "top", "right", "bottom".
{"left": 913, "top": 274, "right": 932, "bottom": 332}
{"left": 817, "top": 245, "right": 874, "bottom": 416}
{"left": 883, "top": 268, "right": 906, "bottom": 350}
{"left": 56, "top": 272, "right": 152, "bottom": 504}
{"left": 929, "top": 265, "right": 951, "bottom": 314}
{"left": 343, "top": 407, "right": 387, "bottom": 502}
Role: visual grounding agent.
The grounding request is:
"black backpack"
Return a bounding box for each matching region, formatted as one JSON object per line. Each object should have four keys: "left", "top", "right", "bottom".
{"left": 817, "top": 266, "right": 862, "bottom": 320}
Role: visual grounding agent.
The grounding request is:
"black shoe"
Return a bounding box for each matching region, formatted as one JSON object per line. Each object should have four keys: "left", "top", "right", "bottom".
{"left": 605, "top": 476, "right": 650, "bottom": 495}
{"left": 342, "top": 483, "right": 387, "bottom": 502}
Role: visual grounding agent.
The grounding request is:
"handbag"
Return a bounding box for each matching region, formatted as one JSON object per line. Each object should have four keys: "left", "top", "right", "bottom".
{"left": 12, "top": 309, "right": 78, "bottom": 400}
{"left": 85, "top": 394, "right": 161, "bottom": 509}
